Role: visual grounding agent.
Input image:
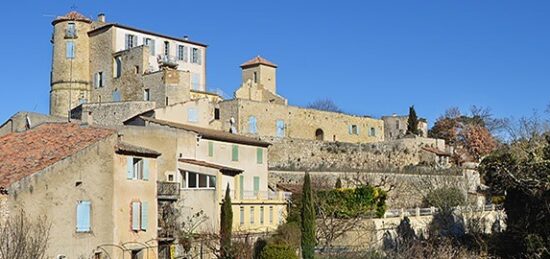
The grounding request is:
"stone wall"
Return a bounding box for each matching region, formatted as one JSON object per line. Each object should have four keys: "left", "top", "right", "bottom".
{"left": 0, "top": 112, "right": 67, "bottom": 136}
{"left": 71, "top": 101, "right": 156, "bottom": 126}
{"left": 381, "top": 115, "right": 428, "bottom": 140}
{"left": 265, "top": 136, "right": 447, "bottom": 171}
{"left": 219, "top": 99, "right": 385, "bottom": 143}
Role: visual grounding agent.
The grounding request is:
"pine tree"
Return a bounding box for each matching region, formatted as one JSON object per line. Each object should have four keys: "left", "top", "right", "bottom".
{"left": 220, "top": 184, "right": 233, "bottom": 259}
{"left": 407, "top": 105, "right": 420, "bottom": 135}
{"left": 301, "top": 172, "right": 316, "bottom": 259}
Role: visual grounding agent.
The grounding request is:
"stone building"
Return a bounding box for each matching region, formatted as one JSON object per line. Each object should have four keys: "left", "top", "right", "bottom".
{"left": 221, "top": 56, "right": 385, "bottom": 143}
{"left": 381, "top": 114, "right": 429, "bottom": 140}
{"left": 50, "top": 11, "right": 215, "bottom": 118}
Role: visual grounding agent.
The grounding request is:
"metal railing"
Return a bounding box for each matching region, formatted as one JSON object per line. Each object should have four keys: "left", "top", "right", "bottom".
{"left": 238, "top": 191, "right": 288, "bottom": 201}
{"left": 383, "top": 204, "right": 503, "bottom": 218}
{"left": 157, "top": 181, "right": 180, "bottom": 200}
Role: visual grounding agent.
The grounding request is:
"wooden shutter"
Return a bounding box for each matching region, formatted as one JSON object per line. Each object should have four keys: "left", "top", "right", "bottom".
{"left": 232, "top": 145, "right": 239, "bottom": 161}
{"left": 253, "top": 176, "right": 260, "bottom": 195}
{"left": 127, "top": 157, "right": 134, "bottom": 179}
{"left": 239, "top": 175, "right": 244, "bottom": 199}
{"left": 348, "top": 125, "right": 353, "bottom": 135}
{"left": 124, "top": 34, "right": 129, "bottom": 49}
{"left": 142, "top": 159, "right": 149, "bottom": 181}
{"left": 257, "top": 148, "right": 263, "bottom": 164}
{"left": 131, "top": 202, "right": 140, "bottom": 231}
{"left": 197, "top": 49, "right": 202, "bottom": 65}
{"left": 249, "top": 116, "right": 257, "bottom": 134}
{"left": 208, "top": 141, "right": 213, "bottom": 157}
{"left": 76, "top": 201, "right": 91, "bottom": 232}
{"left": 141, "top": 202, "right": 148, "bottom": 230}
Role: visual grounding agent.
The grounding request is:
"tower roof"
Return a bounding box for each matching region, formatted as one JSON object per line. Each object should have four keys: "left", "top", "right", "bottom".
{"left": 240, "top": 56, "right": 277, "bottom": 68}
{"left": 52, "top": 11, "right": 92, "bottom": 25}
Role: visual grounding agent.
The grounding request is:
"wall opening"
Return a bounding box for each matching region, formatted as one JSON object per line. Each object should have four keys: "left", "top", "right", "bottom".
{"left": 315, "top": 129, "right": 324, "bottom": 141}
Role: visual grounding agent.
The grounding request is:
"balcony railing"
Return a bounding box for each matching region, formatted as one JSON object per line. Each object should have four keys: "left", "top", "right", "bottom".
{"left": 239, "top": 191, "right": 289, "bottom": 201}
{"left": 157, "top": 181, "right": 180, "bottom": 200}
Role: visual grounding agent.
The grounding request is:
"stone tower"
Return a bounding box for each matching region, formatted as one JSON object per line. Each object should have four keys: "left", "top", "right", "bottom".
{"left": 50, "top": 11, "right": 92, "bottom": 118}
{"left": 235, "top": 56, "right": 287, "bottom": 104}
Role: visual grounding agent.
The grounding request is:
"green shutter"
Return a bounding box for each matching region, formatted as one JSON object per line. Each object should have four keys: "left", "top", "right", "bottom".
{"left": 253, "top": 176, "right": 260, "bottom": 196}
{"left": 143, "top": 159, "right": 149, "bottom": 181}
{"left": 239, "top": 175, "right": 244, "bottom": 199}
{"left": 208, "top": 141, "right": 213, "bottom": 157}
{"left": 256, "top": 148, "right": 263, "bottom": 164}
{"left": 232, "top": 145, "right": 238, "bottom": 161}
{"left": 141, "top": 202, "right": 148, "bottom": 230}
{"left": 127, "top": 157, "right": 134, "bottom": 179}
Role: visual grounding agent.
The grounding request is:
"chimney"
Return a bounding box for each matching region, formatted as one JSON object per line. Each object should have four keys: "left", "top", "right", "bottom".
{"left": 97, "top": 13, "right": 106, "bottom": 23}
{"left": 183, "top": 35, "right": 189, "bottom": 41}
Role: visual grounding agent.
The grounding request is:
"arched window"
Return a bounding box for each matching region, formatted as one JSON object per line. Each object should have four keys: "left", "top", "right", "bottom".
{"left": 248, "top": 116, "right": 257, "bottom": 134}
{"left": 315, "top": 129, "right": 324, "bottom": 141}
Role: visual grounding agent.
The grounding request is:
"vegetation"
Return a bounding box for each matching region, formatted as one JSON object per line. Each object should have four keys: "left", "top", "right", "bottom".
{"left": 423, "top": 186, "right": 466, "bottom": 211}
{"left": 317, "top": 185, "right": 387, "bottom": 218}
{"left": 0, "top": 210, "right": 51, "bottom": 259}
{"left": 306, "top": 98, "right": 342, "bottom": 113}
{"left": 407, "top": 105, "right": 420, "bottom": 135}
{"left": 220, "top": 185, "right": 233, "bottom": 259}
{"left": 259, "top": 243, "right": 299, "bottom": 259}
{"left": 301, "top": 172, "right": 316, "bottom": 259}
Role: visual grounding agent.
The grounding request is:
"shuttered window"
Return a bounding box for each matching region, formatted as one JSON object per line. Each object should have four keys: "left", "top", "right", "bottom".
{"left": 141, "top": 202, "right": 148, "bottom": 230}
{"left": 239, "top": 175, "right": 244, "bottom": 199}
{"left": 66, "top": 41, "right": 75, "bottom": 59}
{"left": 232, "top": 145, "right": 239, "bottom": 161}
{"left": 276, "top": 120, "right": 285, "bottom": 137}
{"left": 76, "top": 201, "right": 91, "bottom": 232}
{"left": 248, "top": 116, "right": 257, "bottom": 134}
{"left": 144, "top": 38, "right": 155, "bottom": 55}
{"left": 256, "top": 148, "right": 263, "bottom": 164}
{"left": 131, "top": 202, "right": 140, "bottom": 231}
{"left": 253, "top": 176, "right": 260, "bottom": 196}
{"left": 208, "top": 141, "right": 213, "bottom": 157}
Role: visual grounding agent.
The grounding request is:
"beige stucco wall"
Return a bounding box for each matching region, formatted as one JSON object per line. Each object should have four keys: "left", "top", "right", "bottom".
{"left": 153, "top": 98, "right": 219, "bottom": 129}
{"left": 220, "top": 99, "right": 384, "bottom": 143}
{"left": 382, "top": 115, "right": 429, "bottom": 140}
{"left": 50, "top": 20, "right": 91, "bottom": 117}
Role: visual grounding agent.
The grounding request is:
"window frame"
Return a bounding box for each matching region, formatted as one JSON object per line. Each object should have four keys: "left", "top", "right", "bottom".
{"left": 181, "top": 171, "right": 216, "bottom": 190}
{"left": 76, "top": 200, "right": 92, "bottom": 233}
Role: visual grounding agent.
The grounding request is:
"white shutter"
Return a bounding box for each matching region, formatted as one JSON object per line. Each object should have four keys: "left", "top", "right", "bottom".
{"left": 131, "top": 202, "right": 140, "bottom": 231}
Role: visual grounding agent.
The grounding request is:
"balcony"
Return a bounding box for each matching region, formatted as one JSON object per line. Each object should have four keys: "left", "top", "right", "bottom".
{"left": 157, "top": 55, "right": 179, "bottom": 69}
{"left": 157, "top": 181, "right": 180, "bottom": 201}
{"left": 239, "top": 191, "right": 289, "bottom": 201}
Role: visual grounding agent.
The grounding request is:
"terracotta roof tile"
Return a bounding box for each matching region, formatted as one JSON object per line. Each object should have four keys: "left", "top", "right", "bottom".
{"left": 52, "top": 11, "right": 92, "bottom": 25}
{"left": 0, "top": 123, "right": 115, "bottom": 188}
{"left": 240, "top": 56, "right": 277, "bottom": 68}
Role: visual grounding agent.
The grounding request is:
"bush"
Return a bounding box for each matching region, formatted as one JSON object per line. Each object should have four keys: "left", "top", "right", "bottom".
{"left": 317, "top": 185, "right": 387, "bottom": 218}
{"left": 423, "top": 186, "right": 465, "bottom": 211}
{"left": 258, "top": 243, "right": 298, "bottom": 259}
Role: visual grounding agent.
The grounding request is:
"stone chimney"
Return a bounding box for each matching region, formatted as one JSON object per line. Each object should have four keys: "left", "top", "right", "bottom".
{"left": 97, "top": 13, "right": 106, "bottom": 23}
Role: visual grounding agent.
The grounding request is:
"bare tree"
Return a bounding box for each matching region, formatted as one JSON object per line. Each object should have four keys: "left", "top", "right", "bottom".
{"left": 0, "top": 209, "right": 51, "bottom": 259}
{"left": 306, "top": 99, "right": 342, "bottom": 113}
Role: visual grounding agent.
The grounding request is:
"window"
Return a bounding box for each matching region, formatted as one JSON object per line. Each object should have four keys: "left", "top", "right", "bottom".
{"left": 187, "top": 108, "right": 198, "bottom": 123}
{"left": 250, "top": 207, "right": 255, "bottom": 224}
{"left": 144, "top": 38, "right": 155, "bottom": 55}
{"left": 114, "top": 57, "right": 122, "bottom": 78}
{"left": 165, "top": 97, "right": 169, "bottom": 105}
{"left": 191, "top": 47, "right": 202, "bottom": 64}
{"left": 66, "top": 22, "right": 76, "bottom": 38}
{"left": 253, "top": 72, "right": 258, "bottom": 83}
{"left": 94, "top": 72, "right": 104, "bottom": 88}
{"left": 239, "top": 175, "right": 244, "bottom": 199}
{"left": 143, "top": 89, "right": 150, "bottom": 101}
{"left": 240, "top": 206, "right": 245, "bottom": 225}
{"left": 260, "top": 206, "right": 264, "bottom": 224}
{"left": 232, "top": 145, "right": 239, "bottom": 161}
{"left": 66, "top": 41, "right": 75, "bottom": 59}
{"left": 276, "top": 120, "right": 285, "bottom": 137}
{"left": 208, "top": 141, "right": 213, "bottom": 157}
{"left": 370, "top": 127, "right": 376, "bottom": 137}
{"left": 112, "top": 89, "right": 121, "bottom": 102}
{"left": 349, "top": 125, "right": 359, "bottom": 135}
{"left": 135, "top": 65, "right": 140, "bottom": 74}
{"left": 177, "top": 45, "right": 186, "bottom": 61}
{"left": 125, "top": 34, "right": 137, "bottom": 49}
{"left": 395, "top": 120, "right": 400, "bottom": 130}
{"left": 269, "top": 206, "right": 274, "bottom": 224}
{"left": 131, "top": 201, "right": 148, "bottom": 231}
{"left": 164, "top": 41, "right": 170, "bottom": 56}
{"left": 248, "top": 116, "right": 257, "bottom": 134}
{"left": 182, "top": 171, "right": 216, "bottom": 189}
{"left": 127, "top": 157, "right": 149, "bottom": 180}
{"left": 253, "top": 176, "right": 260, "bottom": 196}
{"left": 214, "top": 108, "right": 220, "bottom": 120}
{"left": 76, "top": 200, "right": 91, "bottom": 232}
{"left": 256, "top": 148, "right": 263, "bottom": 164}
{"left": 191, "top": 73, "right": 200, "bottom": 90}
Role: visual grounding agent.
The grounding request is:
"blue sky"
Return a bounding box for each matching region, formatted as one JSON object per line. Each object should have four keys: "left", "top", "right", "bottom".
{"left": 1, "top": 1, "right": 549, "bottom": 124}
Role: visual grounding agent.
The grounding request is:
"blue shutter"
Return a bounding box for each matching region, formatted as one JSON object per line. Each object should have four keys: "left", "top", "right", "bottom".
{"left": 249, "top": 116, "right": 257, "bottom": 134}
{"left": 66, "top": 41, "right": 75, "bottom": 59}
{"left": 348, "top": 125, "right": 352, "bottom": 135}
{"left": 188, "top": 108, "right": 198, "bottom": 122}
{"left": 76, "top": 201, "right": 91, "bottom": 232}
{"left": 124, "top": 34, "right": 129, "bottom": 49}
{"left": 127, "top": 157, "right": 134, "bottom": 179}
{"left": 141, "top": 202, "right": 148, "bottom": 230}
{"left": 197, "top": 49, "right": 202, "bottom": 65}
{"left": 143, "top": 159, "right": 150, "bottom": 181}
{"left": 276, "top": 120, "right": 285, "bottom": 137}
{"left": 132, "top": 202, "right": 140, "bottom": 231}
{"left": 357, "top": 126, "right": 360, "bottom": 135}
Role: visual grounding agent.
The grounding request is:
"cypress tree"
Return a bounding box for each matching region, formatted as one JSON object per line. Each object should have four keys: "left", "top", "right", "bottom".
{"left": 407, "top": 105, "right": 420, "bottom": 135}
{"left": 220, "top": 184, "right": 233, "bottom": 259}
{"left": 301, "top": 172, "right": 316, "bottom": 259}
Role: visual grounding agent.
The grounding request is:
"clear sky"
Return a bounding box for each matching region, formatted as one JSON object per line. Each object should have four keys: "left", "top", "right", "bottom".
{"left": 1, "top": 0, "right": 549, "bottom": 124}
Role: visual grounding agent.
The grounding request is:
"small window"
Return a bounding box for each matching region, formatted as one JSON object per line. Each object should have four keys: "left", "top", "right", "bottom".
{"left": 165, "top": 97, "right": 169, "bottom": 106}
{"left": 232, "top": 145, "right": 239, "bottom": 161}
{"left": 253, "top": 176, "right": 260, "bottom": 196}
{"left": 143, "top": 89, "right": 150, "bottom": 101}
{"left": 248, "top": 116, "right": 257, "bottom": 134}
{"left": 114, "top": 57, "right": 122, "bottom": 78}
{"left": 164, "top": 41, "right": 170, "bottom": 56}
{"left": 240, "top": 206, "right": 245, "bottom": 225}
{"left": 95, "top": 72, "right": 104, "bottom": 88}
{"left": 125, "top": 34, "right": 137, "bottom": 49}
{"left": 370, "top": 127, "right": 376, "bottom": 137}
{"left": 177, "top": 45, "right": 185, "bottom": 61}
{"left": 112, "top": 89, "right": 121, "bottom": 102}
{"left": 66, "top": 22, "right": 76, "bottom": 38}
{"left": 250, "top": 207, "right": 255, "bottom": 224}
{"left": 253, "top": 72, "right": 258, "bottom": 83}
{"left": 269, "top": 206, "right": 274, "bottom": 224}
{"left": 208, "top": 175, "right": 216, "bottom": 188}
{"left": 182, "top": 171, "right": 215, "bottom": 189}
{"left": 214, "top": 108, "right": 220, "bottom": 120}
{"left": 127, "top": 157, "right": 149, "bottom": 181}
{"left": 135, "top": 65, "right": 140, "bottom": 74}
{"left": 76, "top": 200, "right": 91, "bottom": 232}
{"left": 187, "top": 108, "right": 198, "bottom": 123}
{"left": 276, "top": 120, "right": 285, "bottom": 137}
{"left": 66, "top": 41, "right": 75, "bottom": 59}
{"left": 260, "top": 206, "right": 264, "bottom": 224}
{"left": 395, "top": 120, "right": 400, "bottom": 130}
{"left": 349, "top": 125, "right": 359, "bottom": 135}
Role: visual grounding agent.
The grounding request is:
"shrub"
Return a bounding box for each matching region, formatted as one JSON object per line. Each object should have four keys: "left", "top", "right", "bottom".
{"left": 317, "top": 185, "right": 387, "bottom": 218}
{"left": 423, "top": 186, "right": 465, "bottom": 211}
{"left": 258, "top": 243, "right": 298, "bottom": 259}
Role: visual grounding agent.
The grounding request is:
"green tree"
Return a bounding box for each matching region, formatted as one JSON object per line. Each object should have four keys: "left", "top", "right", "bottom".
{"left": 259, "top": 243, "right": 299, "bottom": 259}
{"left": 407, "top": 105, "right": 420, "bottom": 135}
{"left": 301, "top": 173, "right": 316, "bottom": 259}
{"left": 220, "top": 184, "right": 233, "bottom": 259}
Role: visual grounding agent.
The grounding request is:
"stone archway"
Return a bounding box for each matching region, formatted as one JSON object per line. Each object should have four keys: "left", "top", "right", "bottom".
{"left": 315, "top": 128, "right": 324, "bottom": 141}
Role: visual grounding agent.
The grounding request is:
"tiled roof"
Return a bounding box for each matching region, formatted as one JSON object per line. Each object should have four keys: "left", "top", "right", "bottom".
{"left": 52, "top": 11, "right": 92, "bottom": 25}
{"left": 139, "top": 116, "right": 271, "bottom": 147}
{"left": 0, "top": 123, "right": 115, "bottom": 188}
{"left": 240, "top": 56, "right": 277, "bottom": 68}
{"left": 115, "top": 142, "right": 161, "bottom": 158}
{"left": 178, "top": 158, "right": 243, "bottom": 175}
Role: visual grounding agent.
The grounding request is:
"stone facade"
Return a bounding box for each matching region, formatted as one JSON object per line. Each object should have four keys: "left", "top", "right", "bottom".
{"left": 382, "top": 115, "right": 429, "bottom": 140}
{"left": 70, "top": 101, "right": 156, "bottom": 126}
{"left": 0, "top": 112, "right": 67, "bottom": 136}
